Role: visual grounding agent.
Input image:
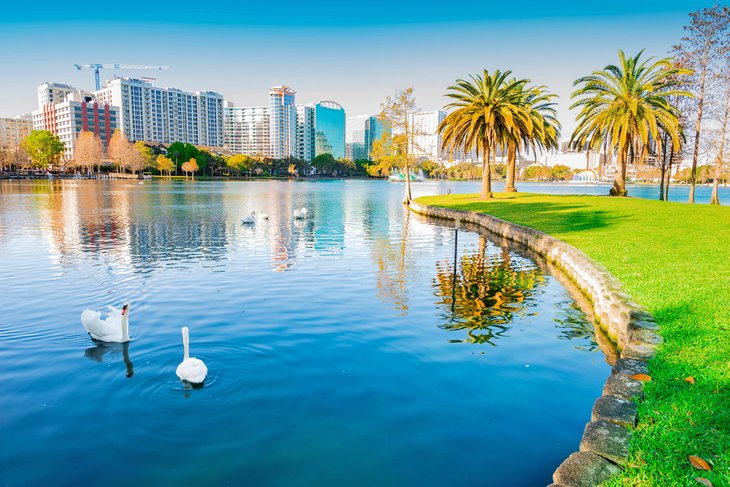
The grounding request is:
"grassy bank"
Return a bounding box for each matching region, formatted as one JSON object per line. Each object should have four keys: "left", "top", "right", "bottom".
{"left": 417, "top": 192, "right": 729, "bottom": 486}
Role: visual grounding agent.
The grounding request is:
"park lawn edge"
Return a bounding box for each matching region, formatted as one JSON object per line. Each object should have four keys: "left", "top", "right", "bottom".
{"left": 416, "top": 192, "right": 729, "bottom": 486}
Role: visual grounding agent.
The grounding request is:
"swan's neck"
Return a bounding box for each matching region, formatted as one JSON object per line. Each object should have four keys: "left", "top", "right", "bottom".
{"left": 182, "top": 327, "right": 190, "bottom": 360}
{"left": 121, "top": 312, "right": 129, "bottom": 341}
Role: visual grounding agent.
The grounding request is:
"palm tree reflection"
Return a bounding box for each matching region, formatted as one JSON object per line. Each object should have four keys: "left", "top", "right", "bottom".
{"left": 433, "top": 236, "right": 545, "bottom": 345}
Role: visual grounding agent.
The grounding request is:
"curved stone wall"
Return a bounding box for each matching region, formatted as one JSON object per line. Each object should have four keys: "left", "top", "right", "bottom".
{"left": 409, "top": 200, "right": 662, "bottom": 487}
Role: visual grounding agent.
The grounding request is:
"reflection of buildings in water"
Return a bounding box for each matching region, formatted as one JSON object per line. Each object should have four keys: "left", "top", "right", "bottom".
{"left": 433, "top": 235, "right": 546, "bottom": 344}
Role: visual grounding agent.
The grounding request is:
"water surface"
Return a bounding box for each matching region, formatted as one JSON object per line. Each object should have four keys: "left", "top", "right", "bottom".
{"left": 0, "top": 180, "right": 610, "bottom": 486}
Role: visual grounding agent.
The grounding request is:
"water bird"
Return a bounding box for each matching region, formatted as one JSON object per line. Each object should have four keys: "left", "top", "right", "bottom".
{"left": 241, "top": 211, "right": 256, "bottom": 224}
{"left": 176, "top": 327, "right": 208, "bottom": 385}
{"left": 257, "top": 209, "right": 269, "bottom": 220}
{"left": 80, "top": 303, "right": 131, "bottom": 343}
{"left": 293, "top": 207, "right": 308, "bottom": 219}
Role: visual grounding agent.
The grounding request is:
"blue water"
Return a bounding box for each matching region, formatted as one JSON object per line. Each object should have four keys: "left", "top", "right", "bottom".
{"left": 0, "top": 180, "right": 610, "bottom": 486}
{"left": 440, "top": 180, "right": 729, "bottom": 204}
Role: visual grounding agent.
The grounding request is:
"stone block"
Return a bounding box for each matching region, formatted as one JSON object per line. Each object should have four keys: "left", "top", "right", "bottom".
{"left": 612, "top": 357, "right": 649, "bottom": 376}
{"left": 631, "top": 328, "right": 663, "bottom": 345}
{"left": 552, "top": 451, "right": 621, "bottom": 487}
{"left": 621, "top": 341, "right": 658, "bottom": 361}
{"left": 602, "top": 374, "right": 644, "bottom": 400}
{"left": 579, "top": 420, "right": 632, "bottom": 465}
{"left": 591, "top": 394, "right": 638, "bottom": 428}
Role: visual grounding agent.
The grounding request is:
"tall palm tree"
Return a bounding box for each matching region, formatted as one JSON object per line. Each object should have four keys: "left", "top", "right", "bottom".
{"left": 439, "top": 70, "right": 533, "bottom": 199}
{"left": 504, "top": 85, "right": 561, "bottom": 192}
{"left": 571, "top": 50, "right": 691, "bottom": 196}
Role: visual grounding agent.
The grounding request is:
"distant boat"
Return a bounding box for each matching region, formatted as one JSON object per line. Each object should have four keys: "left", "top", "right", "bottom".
{"left": 388, "top": 168, "right": 425, "bottom": 182}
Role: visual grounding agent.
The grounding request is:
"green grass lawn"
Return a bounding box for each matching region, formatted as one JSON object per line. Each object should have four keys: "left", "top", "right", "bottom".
{"left": 417, "top": 192, "right": 729, "bottom": 486}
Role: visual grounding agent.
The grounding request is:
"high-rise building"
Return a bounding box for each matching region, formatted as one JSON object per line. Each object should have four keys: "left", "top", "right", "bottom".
{"left": 223, "top": 86, "right": 346, "bottom": 164}
{"left": 365, "top": 116, "right": 390, "bottom": 159}
{"left": 296, "top": 104, "right": 315, "bottom": 162}
{"left": 0, "top": 115, "right": 32, "bottom": 149}
{"left": 410, "top": 110, "right": 476, "bottom": 163}
{"left": 32, "top": 89, "right": 118, "bottom": 161}
{"left": 37, "top": 82, "right": 75, "bottom": 109}
{"left": 223, "top": 105, "right": 270, "bottom": 157}
{"left": 314, "top": 101, "right": 345, "bottom": 159}
{"left": 346, "top": 114, "right": 391, "bottom": 161}
{"left": 268, "top": 86, "right": 297, "bottom": 159}
{"left": 346, "top": 115, "right": 368, "bottom": 161}
{"left": 94, "top": 78, "right": 224, "bottom": 147}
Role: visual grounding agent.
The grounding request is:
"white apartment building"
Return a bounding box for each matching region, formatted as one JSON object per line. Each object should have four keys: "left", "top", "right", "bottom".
{"left": 268, "top": 86, "right": 297, "bottom": 159}
{"left": 346, "top": 115, "right": 369, "bottom": 161}
{"left": 94, "top": 78, "right": 224, "bottom": 147}
{"left": 32, "top": 89, "right": 119, "bottom": 161}
{"left": 37, "top": 82, "right": 75, "bottom": 109}
{"left": 409, "top": 110, "right": 477, "bottom": 164}
{"left": 296, "top": 104, "right": 315, "bottom": 162}
{"left": 223, "top": 105, "right": 270, "bottom": 157}
{"left": 0, "top": 114, "right": 32, "bottom": 148}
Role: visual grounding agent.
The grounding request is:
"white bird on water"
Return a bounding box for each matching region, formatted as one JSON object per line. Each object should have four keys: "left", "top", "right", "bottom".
{"left": 257, "top": 209, "right": 269, "bottom": 220}
{"left": 176, "top": 326, "right": 208, "bottom": 385}
{"left": 241, "top": 211, "right": 256, "bottom": 224}
{"left": 293, "top": 207, "right": 308, "bottom": 219}
{"left": 81, "top": 303, "right": 131, "bottom": 343}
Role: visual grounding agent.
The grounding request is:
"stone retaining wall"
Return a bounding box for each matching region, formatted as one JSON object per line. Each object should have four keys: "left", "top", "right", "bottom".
{"left": 409, "top": 200, "right": 661, "bottom": 487}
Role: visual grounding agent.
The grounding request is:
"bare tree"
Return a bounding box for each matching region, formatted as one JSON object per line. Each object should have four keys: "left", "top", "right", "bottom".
{"left": 673, "top": 4, "right": 730, "bottom": 203}
{"left": 710, "top": 61, "right": 730, "bottom": 205}
{"left": 73, "top": 131, "right": 103, "bottom": 175}
{"left": 381, "top": 88, "right": 420, "bottom": 204}
{"left": 108, "top": 129, "right": 131, "bottom": 173}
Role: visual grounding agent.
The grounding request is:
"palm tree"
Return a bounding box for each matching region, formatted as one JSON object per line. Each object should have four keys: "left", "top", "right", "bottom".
{"left": 504, "top": 84, "right": 561, "bottom": 192}
{"left": 571, "top": 50, "right": 691, "bottom": 196}
{"left": 439, "top": 70, "right": 533, "bottom": 199}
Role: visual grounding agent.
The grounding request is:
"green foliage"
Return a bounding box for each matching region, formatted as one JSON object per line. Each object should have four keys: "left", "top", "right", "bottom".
{"left": 134, "top": 141, "right": 156, "bottom": 169}
{"left": 311, "top": 153, "right": 338, "bottom": 176}
{"left": 22, "top": 130, "right": 64, "bottom": 169}
{"left": 570, "top": 50, "right": 692, "bottom": 195}
{"left": 522, "top": 165, "right": 552, "bottom": 181}
{"left": 420, "top": 192, "right": 730, "bottom": 487}
{"left": 226, "top": 154, "right": 254, "bottom": 175}
{"left": 550, "top": 164, "right": 574, "bottom": 181}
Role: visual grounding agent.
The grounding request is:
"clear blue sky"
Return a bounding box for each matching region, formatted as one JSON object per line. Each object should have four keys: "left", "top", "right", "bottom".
{"left": 0, "top": 1, "right": 711, "bottom": 136}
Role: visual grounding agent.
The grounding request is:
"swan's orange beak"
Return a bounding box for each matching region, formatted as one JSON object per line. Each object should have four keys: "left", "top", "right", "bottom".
{"left": 122, "top": 305, "right": 128, "bottom": 315}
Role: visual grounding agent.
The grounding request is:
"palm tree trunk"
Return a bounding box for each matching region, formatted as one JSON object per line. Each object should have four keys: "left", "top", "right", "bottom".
{"left": 505, "top": 142, "right": 517, "bottom": 192}
{"left": 481, "top": 139, "right": 493, "bottom": 199}
{"left": 665, "top": 144, "right": 675, "bottom": 201}
{"left": 610, "top": 147, "right": 628, "bottom": 196}
{"left": 710, "top": 89, "right": 728, "bottom": 205}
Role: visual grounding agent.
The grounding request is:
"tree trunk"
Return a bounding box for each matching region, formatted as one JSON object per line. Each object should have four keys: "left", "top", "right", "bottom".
{"left": 481, "top": 140, "right": 493, "bottom": 199}
{"left": 659, "top": 166, "right": 666, "bottom": 201}
{"left": 665, "top": 144, "right": 675, "bottom": 201}
{"left": 610, "top": 147, "right": 628, "bottom": 196}
{"left": 689, "top": 67, "right": 707, "bottom": 204}
{"left": 505, "top": 142, "right": 517, "bottom": 192}
{"left": 710, "top": 85, "right": 728, "bottom": 205}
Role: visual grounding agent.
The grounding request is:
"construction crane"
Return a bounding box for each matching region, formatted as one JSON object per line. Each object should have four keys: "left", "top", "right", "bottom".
{"left": 74, "top": 64, "right": 170, "bottom": 90}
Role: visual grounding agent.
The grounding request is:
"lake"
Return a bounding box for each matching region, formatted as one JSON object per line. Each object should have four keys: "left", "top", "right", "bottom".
{"left": 0, "top": 179, "right": 615, "bottom": 486}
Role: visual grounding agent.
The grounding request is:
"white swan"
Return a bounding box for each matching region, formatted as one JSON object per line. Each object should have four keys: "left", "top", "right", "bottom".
{"left": 81, "top": 303, "right": 130, "bottom": 343}
{"left": 257, "top": 209, "right": 269, "bottom": 220}
{"left": 241, "top": 211, "right": 256, "bottom": 224}
{"left": 176, "top": 326, "right": 208, "bottom": 385}
{"left": 293, "top": 207, "right": 308, "bottom": 219}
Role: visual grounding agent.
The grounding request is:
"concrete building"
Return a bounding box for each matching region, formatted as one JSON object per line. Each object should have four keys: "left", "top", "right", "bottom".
{"left": 268, "top": 86, "right": 297, "bottom": 159}
{"left": 37, "top": 82, "right": 75, "bottom": 109}
{"left": 346, "top": 114, "right": 391, "bottom": 161}
{"left": 223, "top": 105, "right": 270, "bottom": 157}
{"left": 94, "top": 78, "right": 224, "bottom": 147}
{"left": 0, "top": 114, "right": 32, "bottom": 149}
{"left": 32, "top": 90, "right": 118, "bottom": 161}
{"left": 296, "top": 104, "right": 315, "bottom": 162}
{"left": 409, "top": 110, "right": 477, "bottom": 164}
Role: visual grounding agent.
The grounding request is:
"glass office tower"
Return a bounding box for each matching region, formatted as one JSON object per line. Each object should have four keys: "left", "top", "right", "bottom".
{"left": 314, "top": 101, "right": 346, "bottom": 159}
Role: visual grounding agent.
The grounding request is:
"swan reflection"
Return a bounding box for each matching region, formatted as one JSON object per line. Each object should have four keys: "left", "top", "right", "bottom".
{"left": 84, "top": 340, "right": 135, "bottom": 378}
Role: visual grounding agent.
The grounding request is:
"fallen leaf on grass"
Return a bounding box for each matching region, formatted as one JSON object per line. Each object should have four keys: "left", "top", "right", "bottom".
{"left": 689, "top": 455, "right": 712, "bottom": 471}
{"left": 685, "top": 376, "right": 696, "bottom": 384}
{"left": 631, "top": 373, "right": 652, "bottom": 382}
{"left": 695, "top": 477, "right": 712, "bottom": 486}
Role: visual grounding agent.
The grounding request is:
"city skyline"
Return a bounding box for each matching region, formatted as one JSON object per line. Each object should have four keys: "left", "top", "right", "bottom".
{"left": 0, "top": 2, "right": 711, "bottom": 137}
